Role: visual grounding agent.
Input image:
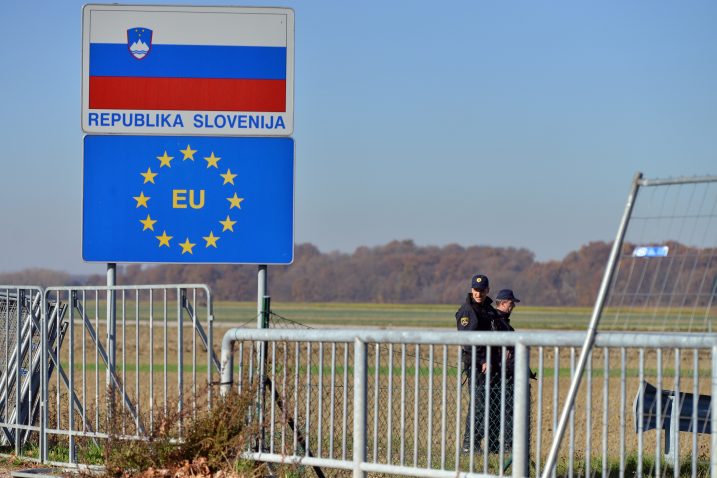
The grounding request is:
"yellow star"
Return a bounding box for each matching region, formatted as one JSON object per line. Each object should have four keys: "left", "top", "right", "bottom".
{"left": 141, "top": 167, "right": 158, "bottom": 184}
{"left": 133, "top": 191, "right": 150, "bottom": 208}
{"left": 202, "top": 231, "right": 220, "bottom": 248}
{"left": 157, "top": 151, "right": 174, "bottom": 168}
{"left": 226, "top": 193, "right": 244, "bottom": 209}
{"left": 204, "top": 152, "right": 221, "bottom": 169}
{"left": 220, "top": 168, "right": 237, "bottom": 185}
{"left": 156, "top": 230, "right": 172, "bottom": 247}
{"left": 219, "top": 215, "right": 237, "bottom": 232}
{"left": 179, "top": 238, "right": 196, "bottom": 254}
{"left": 139, "top": 214, "right": 157, "bottom": 231}
{"left": 180, "top": 145, "right": 197, "bottom": 161}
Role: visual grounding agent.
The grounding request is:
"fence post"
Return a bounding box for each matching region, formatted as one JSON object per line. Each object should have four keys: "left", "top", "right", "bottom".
{"left": 513, "top": 343, "right": 530, "bottom": 478}
{"left": 710, "top": 346, "right": 717, "bottom": 476}
{"left": 106, "top": 264, "right": 117, "bottom": 423}
{"left": 40, "top": 290, "right": 47, "bottom": 463}
{"left": 258, "top": 296, "right": 270, "bottom": 451}
{"left": 353, "top": 337, "right": 367, "bottom": 478}
{"left": 177, "top": 288, "right": 184, "bottom": 436}
{"left": 665, "top": 395, "right": 677, "bottom": 467}
{"left": 220, "top": 330, "right": 235, "bottom": 397}
{"left": 15, "top": 289, "right": 23, "bottom": 457}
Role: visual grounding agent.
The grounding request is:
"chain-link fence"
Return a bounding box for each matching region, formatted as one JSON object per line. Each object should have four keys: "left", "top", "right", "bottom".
{"left": 221, "top": 327, "right": 717, "bottom": 478}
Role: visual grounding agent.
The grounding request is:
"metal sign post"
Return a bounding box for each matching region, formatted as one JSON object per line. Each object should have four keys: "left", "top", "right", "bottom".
{"left": 106, "top": 262, "right": 116, "bottom": 418}
{"left": 257, "top": 265, "right": 268, "bottom": 329}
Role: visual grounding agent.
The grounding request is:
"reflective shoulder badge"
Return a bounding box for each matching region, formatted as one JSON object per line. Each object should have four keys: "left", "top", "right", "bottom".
{"left": 460, "top": 316, "right": 469, "bottom": 327}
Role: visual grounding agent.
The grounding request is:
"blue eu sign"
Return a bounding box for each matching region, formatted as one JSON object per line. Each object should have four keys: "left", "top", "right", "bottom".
{"left": 83, "top": 135, "right": 294, "bottom": 264}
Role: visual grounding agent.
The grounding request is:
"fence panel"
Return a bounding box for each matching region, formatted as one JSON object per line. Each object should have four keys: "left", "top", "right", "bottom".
{"left": 0, "top": 288, "right": 713, "bottom": 477}
{"left": 0, "top": 286, "right": 53, "bottom": 462}
{"left": 41, "top": 284, "right": 216, "bottom": 466}
{"left": 220, "top": 328, "right": 717, "bottom": 478}
{"left": 603, "top": 175, "right": 717, "bottom": 333}
{"left": 541, "top": 174, "right": 717, "bottom": 477}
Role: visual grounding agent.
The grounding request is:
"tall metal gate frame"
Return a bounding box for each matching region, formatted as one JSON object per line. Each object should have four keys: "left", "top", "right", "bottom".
{"left": 544, "top": 173, "right": 717, "bottom": 477}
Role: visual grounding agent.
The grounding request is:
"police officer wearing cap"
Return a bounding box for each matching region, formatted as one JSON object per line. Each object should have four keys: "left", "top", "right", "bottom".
{"left": 455, "top": 274, "right": 503, "bottom": 453}
{"left": 493, "top": 289, "right": 520, "bottom": 451}
{"left": 493, "top": 289, "right": 519, "bottom": 379}
{"left": 493, "top": 289, "right": 537, "bottom": 451}
{"left": 494, "top": 289, "right": 535, "bottom": 378}
{"left": 494, "top": 289, "right": 519, "bottom": 327}
{"left": 456, "top": 274, "right": 502, "bottom": 371}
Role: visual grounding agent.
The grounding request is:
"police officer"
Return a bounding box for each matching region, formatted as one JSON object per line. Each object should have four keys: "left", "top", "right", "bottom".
{"left": 493, "top": 289, "right": 520, "bottom": 451}
{"left": 493, "top": 289, "right": 536, "bottom": 452}
{"left": 494, "top": 288, "right": 535, "bottom": 378}
{"left": 455, "top": 274, "right": 503, "bottom": 453}
{"left": 494, "top": 289, "right": 519, "bottom": 327}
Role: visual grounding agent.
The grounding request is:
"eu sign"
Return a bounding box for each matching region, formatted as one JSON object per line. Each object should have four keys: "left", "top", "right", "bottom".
{"left": 83, "top": 136, "right": 294, "bottom": 264}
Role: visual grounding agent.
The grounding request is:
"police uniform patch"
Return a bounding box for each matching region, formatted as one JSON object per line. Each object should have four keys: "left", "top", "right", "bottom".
{"left": 460, "top": 316, "right": 469, "bottom": 327}
{"left": 476, "top": 277, "right": 482, "bottom": 283}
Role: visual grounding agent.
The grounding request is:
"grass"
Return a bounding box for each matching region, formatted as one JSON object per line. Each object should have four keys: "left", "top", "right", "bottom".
{"left": 77, "top": 298, "right": 596, "bottom": 329}
{"left": 67, "top": 297, "right": 716, "bottom": 331}
{"left": 57, "top": 360, "right": 715, "bottom": 381}
{"left": 214, "top": 301, "right": 715, "bottom": 331}
{"left": 553, "top": 452, "right": 711, "bottom": 477}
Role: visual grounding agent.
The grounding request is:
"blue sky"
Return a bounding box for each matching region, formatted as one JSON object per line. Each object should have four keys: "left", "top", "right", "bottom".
{"left": 1, "top": 1, "right": 715, "bottom": 274}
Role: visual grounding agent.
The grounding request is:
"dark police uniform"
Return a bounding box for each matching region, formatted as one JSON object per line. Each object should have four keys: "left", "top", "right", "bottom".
{"left": 492, "top": 288, "right": 536, "bottom": 453}
{"left": 455, "top": 287, "right": 505, "bottom": 453}
{"left": 494, "top": 308, "right": 516, "bottom": 451}
{"left": 455, "top": 293, "right": 502, "bottom": 369}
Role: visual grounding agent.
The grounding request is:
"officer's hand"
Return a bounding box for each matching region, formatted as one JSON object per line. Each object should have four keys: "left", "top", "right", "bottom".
{"left": 481, "top": 363, "right": 488, "bottom": 374}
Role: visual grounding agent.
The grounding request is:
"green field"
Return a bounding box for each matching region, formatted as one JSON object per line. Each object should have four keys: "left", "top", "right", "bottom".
{"left": 61, "top": 291, "right": 714, "bottom": 331}
{"left": 208, "top": 301, "right": 717, "bottom": 331}
{"left": 211, "top": 301, "right": 716, "bottom": 331}
{"left": 211, "top": 301, "right": 591, "bottom": 329}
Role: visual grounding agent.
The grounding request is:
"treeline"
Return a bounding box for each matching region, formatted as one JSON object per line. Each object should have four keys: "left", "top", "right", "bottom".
{"left": 3, "top": 240, "right": 714, "bottom": 306}
{"left": 89, "top": 240, "right": 602, "bottom": 305}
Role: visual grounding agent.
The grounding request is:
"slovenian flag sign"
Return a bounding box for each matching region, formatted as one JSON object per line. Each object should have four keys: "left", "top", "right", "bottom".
{"left": 82, "top": 5, "right": 294, "bottom": 136}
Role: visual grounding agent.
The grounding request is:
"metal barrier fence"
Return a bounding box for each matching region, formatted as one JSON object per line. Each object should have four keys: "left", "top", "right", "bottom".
{"left": 220, "top": 328, "right": 717, "bottom": 478}
{"left": 0, "top": 286, "right": 66, "bottom": 459}
{"left": 0, "top": 284, "right": 216, "bottom": 467}
{"left": 1, "top": 283, "right": 715, "bottom": 477}
{"left": 545, "top": 174, "right": 717, "bottom": 476}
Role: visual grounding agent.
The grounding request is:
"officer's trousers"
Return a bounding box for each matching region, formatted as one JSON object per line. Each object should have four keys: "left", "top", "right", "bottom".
{"left": 463, "top": 369, "right": 515, "bottom": 453}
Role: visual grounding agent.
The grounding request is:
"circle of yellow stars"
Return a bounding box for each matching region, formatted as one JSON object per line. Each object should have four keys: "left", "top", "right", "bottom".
{"left": 134, "top": 144, "right": 244, "bottom": 255}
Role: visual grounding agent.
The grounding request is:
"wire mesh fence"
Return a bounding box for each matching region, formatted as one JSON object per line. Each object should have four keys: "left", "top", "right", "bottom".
{"left": 222, "top": 328, "right": 717, "bottom": 478}
{"left": 604, "top": 176, "right": 717, "bottom": 332}
{"left": 544, "top": 173, "right": 717, "bottom": 478}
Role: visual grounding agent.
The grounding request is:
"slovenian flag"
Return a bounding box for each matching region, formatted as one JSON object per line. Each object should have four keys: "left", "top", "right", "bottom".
{"left": 86, "top": 8, "right": 289, "bottom": 113}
